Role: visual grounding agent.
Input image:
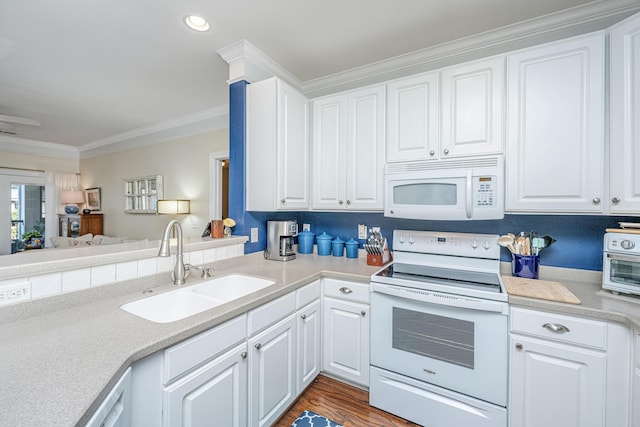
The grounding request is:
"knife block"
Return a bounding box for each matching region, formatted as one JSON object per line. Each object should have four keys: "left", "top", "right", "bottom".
{"left": 367, "top": 248, "right": 391, "bottom": 266}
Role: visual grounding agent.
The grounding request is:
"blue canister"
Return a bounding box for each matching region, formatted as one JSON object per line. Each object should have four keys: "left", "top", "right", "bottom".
{"left": 298, "top": 230, "right": 315, "bottom": 254}
{"left": 512, "top": 254, "right": 540, "bottom": 279}
{"left": 345, "top": 239, "right": 359, "bottom": 258}
{"left": 331, "top": 237, "right": 345, "bottom": 257}
{"left": 316, "top": 232, "right": 333, "bottom": 256}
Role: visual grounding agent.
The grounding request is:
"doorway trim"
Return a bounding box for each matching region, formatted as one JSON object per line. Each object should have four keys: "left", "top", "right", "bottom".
{"left": 209, "top": 151, "right": 229, "bottom": 221}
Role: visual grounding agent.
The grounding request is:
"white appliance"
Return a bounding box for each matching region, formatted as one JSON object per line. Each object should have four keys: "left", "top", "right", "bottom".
{"left": 85, "top": 367, "right": 131, "bottom": 427}
{"left": 369, "top": 230, "right": 508, "bottom": 427}
{"left": 603, "top": 232, "right": 640, "bottom": 296}
{"left": 384, "top": 155, "right": 504, "bottom": 220}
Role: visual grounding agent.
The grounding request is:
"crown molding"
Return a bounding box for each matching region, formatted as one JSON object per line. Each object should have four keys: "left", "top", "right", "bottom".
{"left": 302, "top": 0, "right": 640, "bottom": 97}
{"left": 217, "top": 39, "right": 303, "bottom": 91}
{"left": 0, "top": 135, "right": 79, "bottom": 159}
{"left": 78, "top": 106, "right": 229, "bottom": 158}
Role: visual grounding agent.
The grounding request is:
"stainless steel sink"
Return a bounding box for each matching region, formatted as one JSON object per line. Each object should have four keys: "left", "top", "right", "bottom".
{"left": 120, "top": 274, "right": 275, "bottom": 323}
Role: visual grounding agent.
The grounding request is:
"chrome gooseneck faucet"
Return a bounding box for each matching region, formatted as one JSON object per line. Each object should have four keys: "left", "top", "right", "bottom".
{"left": 158, "top": 219, "right": 186, "bottom": 285}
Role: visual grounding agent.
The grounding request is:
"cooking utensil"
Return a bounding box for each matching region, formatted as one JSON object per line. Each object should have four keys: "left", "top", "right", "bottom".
{"left": 542, "top": 235, "right": 556, "bottom": 249}
{"left": 498, "top": 235, "right": 516, "bottom": 253}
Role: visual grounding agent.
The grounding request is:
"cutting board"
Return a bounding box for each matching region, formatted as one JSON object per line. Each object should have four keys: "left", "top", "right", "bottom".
{"left": 606, "top": 228, "right": 640, "bottom": 235}
{"left": 502, "top": 276, "right": 581, "bottom": 305}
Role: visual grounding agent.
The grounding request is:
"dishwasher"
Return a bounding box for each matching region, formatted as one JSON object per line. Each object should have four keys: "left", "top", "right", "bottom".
{"left": 85, "top": 367, "right": 131, "bottom": 427}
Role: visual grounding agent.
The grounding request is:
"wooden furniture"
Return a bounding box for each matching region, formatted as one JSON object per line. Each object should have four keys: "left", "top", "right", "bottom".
{"left": 58, "top": 214, "right": 103, "bottom": 237}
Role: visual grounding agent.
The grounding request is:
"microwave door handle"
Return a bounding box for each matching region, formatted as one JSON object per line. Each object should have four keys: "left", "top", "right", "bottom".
{"left": 465, "top": 170, "right": 473, "bottom": 219}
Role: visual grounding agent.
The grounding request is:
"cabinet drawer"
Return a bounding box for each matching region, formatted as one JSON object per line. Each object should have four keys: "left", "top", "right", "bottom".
{"left": 163, "top": 315, "right": 246, "bottom": 385}
{"left": 510, "top": 307, "right": 607, "bottom": 350}
{"left": 323, "top": 278, "right": 370, "bottom": 303}
{"left": 247, "top": 292, "right": 295, "bottom": 336}
{"left": 296, "top": 280, "right": 320, "bottom": 309}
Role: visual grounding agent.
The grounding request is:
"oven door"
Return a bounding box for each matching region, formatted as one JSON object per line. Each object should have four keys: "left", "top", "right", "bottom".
{"left": 603, "top": 252, "right": 640, "bottom": 296}
{"left": 370, "top": 283, "right": 508, "bottom": 406}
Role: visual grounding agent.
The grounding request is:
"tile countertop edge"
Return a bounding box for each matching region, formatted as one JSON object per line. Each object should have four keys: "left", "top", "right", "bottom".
{"left": 0, "top": 251, "right": 383, "bottom": 427}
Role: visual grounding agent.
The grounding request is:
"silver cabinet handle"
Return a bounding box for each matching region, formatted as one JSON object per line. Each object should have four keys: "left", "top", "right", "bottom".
{"left": 361, "top": 310, "right": 366, "bottom": 317}
{"left": 301, "top": 314, "right": 307, "bottom": 320}
{"left": 592, "top": 197, "right": 601, "bottom": 204}
{"left": 241, "top": 351, "right": 247, "bottom": 359}
{"left": 280, "top": 198, "right": 285, "bottom": 204}
{"left": 429, "top": 150, "right": 435, "bottom": 156}
{"left": 254, "top": 343, "right": 262, "bottom": 350}
{"left": 542, "top": 323, "right": 570, "bottom": 333}
{"left": 346, "top": 200, "right": 351, "bottom": 205}
{"left": 612, "top": 197, "right": 621, "bottom": 204}
{"left": 339, "top": 200, "right": 344, "bottom": 205}
{"left": 339, "top": 287, "right": 353, "bottom": 294}
{"left": 515, "top": 343, "right": 523, "bottom": 350}
{"left": 443, "top": 149, "right": 450, "bottom": 155}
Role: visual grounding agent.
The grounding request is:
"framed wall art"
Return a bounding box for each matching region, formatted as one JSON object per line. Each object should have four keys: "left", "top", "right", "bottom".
{"left": 85, "top": 187, "right": 101, "bottom": 211}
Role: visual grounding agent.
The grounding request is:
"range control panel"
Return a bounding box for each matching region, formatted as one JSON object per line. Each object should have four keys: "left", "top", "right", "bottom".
{"left": 605, "top": 233, "right": 640, "bottom": 254}
{"left": 393, "top": 229, "right": 500, "bottom": 259}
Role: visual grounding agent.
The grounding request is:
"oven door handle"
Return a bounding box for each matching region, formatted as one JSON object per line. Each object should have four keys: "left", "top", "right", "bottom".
{"left": 606, "top": 252, "right": 640, "bottom": 263}
{"left": 371, "top": 283, "right": 507, "bottom": 314}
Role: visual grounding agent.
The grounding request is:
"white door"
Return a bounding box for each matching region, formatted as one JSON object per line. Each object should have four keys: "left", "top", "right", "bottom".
{"left": 297, "top": 299, "right": 321, "bottom": 393}
{"left": 312, "top": 94, "right": 346, "bottom": 209}
{"left": 506, "top": 33, "right": 605, "bottom": 213}
{"left": 386, "top": 71, "right": 439, "bottom": 162}
{"left": 509, "top": 334, "right": 606, "bottom": 427}
{"left": 164, "top": 343, "right": 248, "bottom": 427}
{"left": 441, "top": 56, "right": 504, "bottom": 158}
{"left": 278, "top": 82, "right": 310, "bottom": 210}
{"left": 346, "top": 85, "right": 385, "bottom": 210}
{"left": 322, "top": 297, "right": 369, "bottom": 387}
{"left": 610, "top": 12, "right": 640, "bottom": 214}
{"left": 248, "top": 314, "right": 296, "bottom": 427}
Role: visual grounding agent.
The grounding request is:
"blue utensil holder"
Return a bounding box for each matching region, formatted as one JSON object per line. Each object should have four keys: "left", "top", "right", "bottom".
{"left": 512, "top": 254, "right": 540, "bottom": 279}
{"left": 345, "top": 239, "right": 359, "bottom": 259}
{"left": 316, "top": 232, "right": 332, "bottom": 256}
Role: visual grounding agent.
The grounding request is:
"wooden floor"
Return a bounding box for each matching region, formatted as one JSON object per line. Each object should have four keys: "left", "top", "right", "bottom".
{"left": 273, "top": 375, "right": 421, "bottom": 427}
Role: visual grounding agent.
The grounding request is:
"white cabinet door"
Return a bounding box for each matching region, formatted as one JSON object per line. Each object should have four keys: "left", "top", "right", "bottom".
{"left": 509, "top": 334, "right": 606, "bottom": 427}
{"left": 634, "top": 332, "right": 640, "bottom": 427}
{"left": 610, "top": 12, "right": 640, "bottom": 214}
{"left": 441, "top": 56, "right": 504, "bottom": 158}
{"left": 386, "top": 71, "right": 439, "bottom": 162}
{"left": 506, "top": 33, "right": 605, "bottom": 213}
{"left": 246, "top": 77, "right": 309, "bottom": 211}
{"left": 322, "top": 296, "right": 369, "bottom": 387}
{"left": 311, "top": 84, "right": 385, "bottom": 210}
{"left": 297, "top": 299, "right": 321, "bottom": 393}
{"left": 248, "top": 314, "right": 297, "bottom": 427}
{"left": 164, "top": 343, "right": 248, "bottom": 427}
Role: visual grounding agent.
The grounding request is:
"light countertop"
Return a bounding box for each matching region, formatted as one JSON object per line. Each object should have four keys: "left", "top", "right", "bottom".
{"left": 1, "top": 253, "right": 639, "bottom": 426}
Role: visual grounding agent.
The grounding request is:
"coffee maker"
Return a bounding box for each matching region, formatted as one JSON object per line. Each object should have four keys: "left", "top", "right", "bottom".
{"left": 265, "top": 220, "right": 298, "bottom": 261}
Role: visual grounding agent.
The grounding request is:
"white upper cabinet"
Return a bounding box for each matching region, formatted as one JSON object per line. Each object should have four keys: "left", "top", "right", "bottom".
{"left": 386, "top": 57, "right": 504, "bottom": 163}
{"left": 610, "top": 12, "right": 640, "bottom": 214}
{"left": 441, "top": 56, "right": 504, "bottom": 158}
{"left": 311, "top": 84, "right": 385, "bottom": 210}
{"left": 505, "top": 33, "right": 605, "bottom": 213}
{"left": 246, "top": 77, "right": 310, "bottom": 211}
{"left": 386, "top": 71, "right": 439, "bottom": 162}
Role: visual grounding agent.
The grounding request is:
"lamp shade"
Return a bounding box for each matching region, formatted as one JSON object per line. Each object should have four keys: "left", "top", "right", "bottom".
{"left": 157, "top": 199, "right": 190, "bottom": 215}
{"left": 61, "top": 190, "right": 84, "bottom": 204}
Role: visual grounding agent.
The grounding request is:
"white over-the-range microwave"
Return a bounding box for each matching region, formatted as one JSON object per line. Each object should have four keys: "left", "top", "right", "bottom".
{"left": 384, "top": 155, "right": 504, "bottom": 221}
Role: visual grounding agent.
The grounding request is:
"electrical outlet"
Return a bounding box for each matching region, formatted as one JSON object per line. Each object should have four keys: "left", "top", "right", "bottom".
{"left": 358, "top": 224, "right": 367, "bottom": 239}
{"left": 191, "top": 219, "right": 200, "bottom": 229}
{"left": 250, "top": 227, "right": 259, "bottom": 243}
{"left": 0, "top": 282, "right": 31, "bottom": 307}
{"left": 302, "top": 224, "right": 311, "bottom": 232}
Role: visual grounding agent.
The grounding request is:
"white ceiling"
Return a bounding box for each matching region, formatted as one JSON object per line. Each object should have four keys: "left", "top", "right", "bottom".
{"left": 0, "top": 0, "right": 637, "bottom": 151}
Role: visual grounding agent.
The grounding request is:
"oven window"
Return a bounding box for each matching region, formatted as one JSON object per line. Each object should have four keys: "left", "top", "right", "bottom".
{"left": 393, "top": 183, "right": 457, "bottom": 205}
{"left": 392, "top": 307, "right": 474, "bottom": 369}
{"left": 610, "top": 258, "right": 640, "bottom": 286}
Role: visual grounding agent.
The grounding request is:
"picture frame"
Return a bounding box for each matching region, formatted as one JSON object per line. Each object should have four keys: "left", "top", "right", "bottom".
{"left": 85, "top": 187, "right": 101, "bottom": 211}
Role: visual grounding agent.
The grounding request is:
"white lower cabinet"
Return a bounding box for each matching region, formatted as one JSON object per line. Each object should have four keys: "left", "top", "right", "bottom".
{"left": 297, "top": 299, "right": 321, "bottom": 393}
{"left": 509, "top": 307, "right": 631, "bottom": 427}
{"left": 633, "top": 332, "right": 640, "bottom": 427}
{"left": 322, "top": 279, "right": 370, "bottom": 387}
{"left": 164, "top": 343, "right": 248, "bottom": 427}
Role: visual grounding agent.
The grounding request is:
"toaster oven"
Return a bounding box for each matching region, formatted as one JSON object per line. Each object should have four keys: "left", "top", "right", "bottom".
{"left": 603, "top": 232, "right": 640, "bottom": 297}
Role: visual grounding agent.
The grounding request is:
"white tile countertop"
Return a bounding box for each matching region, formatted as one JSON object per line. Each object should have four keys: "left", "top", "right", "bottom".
{"left": 1, "top": 252, "right": 639, "bottom": 426}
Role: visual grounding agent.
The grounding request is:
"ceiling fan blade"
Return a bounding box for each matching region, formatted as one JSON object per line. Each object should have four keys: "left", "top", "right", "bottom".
{"left": 0, "top": 114, "right": 41, "bottom": 127}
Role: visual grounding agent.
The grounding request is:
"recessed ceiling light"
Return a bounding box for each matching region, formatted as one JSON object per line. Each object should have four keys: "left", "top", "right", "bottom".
{"left": 184, "top": 15, "right": 210, "bottom": 32}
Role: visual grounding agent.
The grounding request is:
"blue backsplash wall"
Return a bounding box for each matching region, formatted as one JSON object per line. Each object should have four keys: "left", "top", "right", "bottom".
{"left": 229, "top": 80, "right": 637, "bottom": 272}
{"left": 244, "top": 211, "right": 636, "bottom": 271}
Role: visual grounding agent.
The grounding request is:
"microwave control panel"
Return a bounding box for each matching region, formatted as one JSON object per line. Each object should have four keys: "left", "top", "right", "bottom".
{"left": 473, "top": 176, "right": 497, "bottom": 207}
{"left": 605, "top": 233, "right": 640, "bottom": 254}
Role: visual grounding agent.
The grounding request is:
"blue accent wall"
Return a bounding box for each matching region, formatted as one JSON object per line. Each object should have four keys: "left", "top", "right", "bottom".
{"left": 228, "top": 80, "right": 637, "bottom": 272}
